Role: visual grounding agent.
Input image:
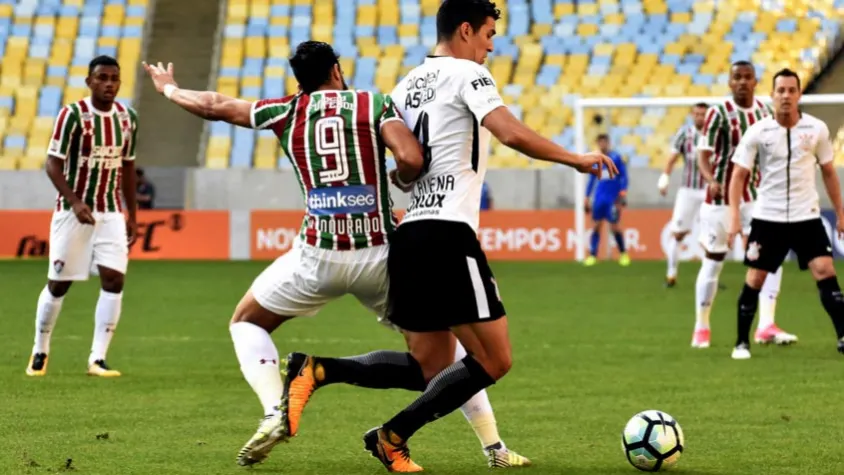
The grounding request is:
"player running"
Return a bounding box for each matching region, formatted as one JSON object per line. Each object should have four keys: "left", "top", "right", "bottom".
{"left": 584, "top": 133, "right": 629, "bottom": 266}
{"left": 659, "top": 103, "right": 708, "bottom": 287}
{"left": 274, "top": 1, "right": 616, "bottom": 472}
{"left": 727, "top": 68, "right": 844, "bottom": 359}
{"left": 691, "top": 60, "right": 797, "bottom": 349}
{"left": 143, "top": 41, "right": 530, "bottom": 469}
{"left": 26, "top": 55, "right": 138, "bottom": 378}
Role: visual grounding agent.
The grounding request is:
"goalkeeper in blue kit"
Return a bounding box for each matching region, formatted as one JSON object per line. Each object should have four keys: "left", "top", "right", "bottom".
{"left": 584, "top": 134, "right": 630, "bottom": 266}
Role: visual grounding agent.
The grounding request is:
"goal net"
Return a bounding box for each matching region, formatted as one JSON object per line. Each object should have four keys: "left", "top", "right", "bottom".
{"left": 571, "top": 94, "right": 844, "bottom": 262}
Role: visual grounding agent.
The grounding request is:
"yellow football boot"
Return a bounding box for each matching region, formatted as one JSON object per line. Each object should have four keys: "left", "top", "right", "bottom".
{"left": 87, "top": 360, "right": 121, "bottom": 377}
{"left": 26, "top": 353, "right": 48, "bottom": 376}
{"left": 363, "top": 427, "right": 423, "bottom": 473}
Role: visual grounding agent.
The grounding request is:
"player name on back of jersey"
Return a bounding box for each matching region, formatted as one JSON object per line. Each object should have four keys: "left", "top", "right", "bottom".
{"left": 406, "top": 174, "right": 456, "bottom": 216}
{"left": 304, "top": 184, "right": 383, "bottom": 235}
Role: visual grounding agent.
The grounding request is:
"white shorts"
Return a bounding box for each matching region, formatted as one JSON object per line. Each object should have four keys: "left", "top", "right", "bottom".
{"left": 48, "top": 211, "right": 129, "bottom": 281}
{"left": 670, "top": 187, "right": 706, "bottom": 233}
{"left": 251, "top": 240, "right": 390, "bottom": 322}
{"left": 698, "top": 202, "right": 754, "bottom": 254}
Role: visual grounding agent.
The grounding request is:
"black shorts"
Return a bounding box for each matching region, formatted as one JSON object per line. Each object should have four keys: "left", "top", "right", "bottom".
{"left": 744, "top": 218, "right": 833, "bottom": 272}
{"left": 386, "top": 220, "right": 506, "bottom": 332}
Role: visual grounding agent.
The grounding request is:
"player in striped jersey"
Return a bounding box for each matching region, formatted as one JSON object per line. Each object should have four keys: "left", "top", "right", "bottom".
{"left": 144, "top": 41, "right": 529, "bottom": 469}
{"left": 659, "top": 103, "right": 708, "bottom": 287}
{"left": 691, "top": 61, "right": 796, "bottom": 349}
{"left": 26, "top": 56, "right": 139, "bottom": 379}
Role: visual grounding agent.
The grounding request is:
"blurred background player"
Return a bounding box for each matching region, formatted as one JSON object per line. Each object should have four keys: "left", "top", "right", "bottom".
{"left": 693, "top": 61, "right": 796, "bottom": 349}
{"left": 26, "top": 55, "right": 139, "bottom": 378}
{"left": 143, "top": 40, "right": 529, "bottom": 469}
{"left": 480, "top": 180, "right": 493, "bottom": 210}
{"left": 584, "top": 133, "right": 629, "bottom": 266}
{"left": 136, "top": 167, "right": 155, "bottom": 209}
{"left": 727, "top": 69, "right": 844, "bottom": 359}
{"left": 659, "top": 103, "right": 708, "bottom": 287}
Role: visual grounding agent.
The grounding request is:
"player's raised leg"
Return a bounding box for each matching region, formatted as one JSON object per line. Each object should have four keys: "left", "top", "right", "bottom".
{"left": 232, "top": 247, "right": 331, "bottom": 466}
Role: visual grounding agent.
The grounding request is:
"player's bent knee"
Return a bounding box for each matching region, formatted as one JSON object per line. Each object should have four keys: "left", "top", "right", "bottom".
{"left": 474, "top": 349, "right": 512, "bottom": 381}
{"left": 404, "top": 331, "right": 454, "bottom": 382}
{"left": 705, "top": 251, "right": 726, "bottom": 261}
{"left": 47, "top": 280, "right": 72, "bottom": 297}
{"left": 99, "top": 269, "right": 124, "bottom": 293}
{"left": 230, "top": 291, "right": 291, "bottom": 332}
{"left": 810, "top": 257, "right": 837, "bottom": 281}
{"left": 745, "top": 268, "right": 767, "bottom": 289}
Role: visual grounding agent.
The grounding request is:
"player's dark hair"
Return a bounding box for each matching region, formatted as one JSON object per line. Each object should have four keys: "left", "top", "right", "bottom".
{"left": 730, "top": 60, "right": 755, "bottom": 73}
{"left": 136, "top": 167, "right": 145, "bottom": 177}
{"left": 88, "top": 55, "right": 119, "bottom": 77}
{"left": 436, "top": 0, "right": 501, "bottom": 42}
{"left": 694, "top": 102, "right": 708, "bottom": 109}
{"left": 596, "top": 133, "right": 609, "bottom": 142}
{"left": 772, "top": 68, "right": 801, "bottom": 91}
{"left": 289, "top": 41, "right": 340, "bottom": 94}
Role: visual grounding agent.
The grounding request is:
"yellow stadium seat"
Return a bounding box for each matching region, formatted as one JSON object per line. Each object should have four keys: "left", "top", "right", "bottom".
{"left": 245, "top": 37, "right": 266, "bottom": 58}
{"left": 339, "top": 58, "right": 354, "bottom": 79}
{"left": 554, "top": 3, "right": 574, "bottom": 17}
{"left": 358, "top": 5, "right": 377, "bottom": 27}
{"left": 251, "top": 0, "right": 271, "bottom": 18}
{"left": 576, "top": 3, "right": 599, "bottom": 15}
{"left": 420, "top": 0, "right": 439, "bottom": 16}
{"left": 228, "top": 0, "right": 248, "bottom": 21}
{"left": 285, "top": 76, "right": 298, "bottom": 95}
{"left": 360, "top": 44, "right": 381, "bottom": 58}
{"left": 532, "top": 23, "right": 552, "bottom": 37}
{"left": 576, "top": 23, "right": 599, "bottom": 37}
{"left": 0, "top": 4, "right": 11, "bottom": 17}
{"left": 312, "top": 24, "right": 332, "bottom": 44}
{"left": 399, "top": 24, "right": 419, "bottom": 38}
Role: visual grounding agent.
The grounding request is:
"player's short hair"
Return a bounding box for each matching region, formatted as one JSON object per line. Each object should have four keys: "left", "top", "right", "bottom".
{"left": 596, "top": 133, "right": 610, "bottom": 142}
{"left": 289, "top": 41, "right": 340, "bottom": 94}
{"left": 772, "top": 68, "right": 801, "bottom": 91}
{"left": 694, "top": 102, "right": 708, "bottom": 109}
{"left": 88, "top": 55, "right": 119, "bottom": 77}
{"left": 730, "top": 60, "right": 755, "bottom": 73}
{"left": 436, "top": 0, "right": 501, "bottom": 42}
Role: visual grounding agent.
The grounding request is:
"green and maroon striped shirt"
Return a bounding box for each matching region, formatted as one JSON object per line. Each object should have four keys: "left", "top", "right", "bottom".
{"left": 49, "top": 98, "right": 139, "bottom": 212}
{"left": 251, "top": 90, "right": 403, "bottom": 250}
{"left": 698, "top": 98, "right": 772, "bottom": 205}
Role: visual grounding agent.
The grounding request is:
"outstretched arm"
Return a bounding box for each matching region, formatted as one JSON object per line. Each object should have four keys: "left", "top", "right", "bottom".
{"left": 143, "top": 61, "right": 252, "bottom": 128}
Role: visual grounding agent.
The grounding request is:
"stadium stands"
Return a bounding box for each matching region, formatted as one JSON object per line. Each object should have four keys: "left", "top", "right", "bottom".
{"left": 0, "top": 0, "right": 149, "bottom": 170}
{"left": 207, "top": 0, "right": 844, "bottom": 171}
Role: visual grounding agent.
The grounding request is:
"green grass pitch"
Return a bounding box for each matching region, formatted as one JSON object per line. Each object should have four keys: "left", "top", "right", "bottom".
{"left": 1, "top": 260, "right": 843, "bottom": 474}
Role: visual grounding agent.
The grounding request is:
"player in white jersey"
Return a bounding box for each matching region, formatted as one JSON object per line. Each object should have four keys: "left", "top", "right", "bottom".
{"left": 727, "top": 68, "right": 844, "bottom": 359}
{"left": 691, "top": 61, "right": 796, "bottom": 349}
{"left": 26, "top": 56, "right": 139, "bottom": 378}
{"left": 279, "top": 1, "right": 617, "bottom": 472}
{"left": 145, "top": 41, "right": 531, "bottom": 469}
{"left": 659, "top": 103, "right": 708, "bottom": 287}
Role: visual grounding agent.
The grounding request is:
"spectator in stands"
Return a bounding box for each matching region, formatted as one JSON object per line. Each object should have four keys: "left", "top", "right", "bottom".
{"left": 480, "top": 181, "right": 493, "bottom": 210}
{"left": 136, "top": 168, "right": 155, "bottom": 209}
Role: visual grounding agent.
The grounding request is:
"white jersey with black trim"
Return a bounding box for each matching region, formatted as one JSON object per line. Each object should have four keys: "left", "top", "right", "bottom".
{"left": 390, "top": 55, "right": 505, "bottom": 232}
{"left": 731, "top": 113, "right": 834, "bottom": 223}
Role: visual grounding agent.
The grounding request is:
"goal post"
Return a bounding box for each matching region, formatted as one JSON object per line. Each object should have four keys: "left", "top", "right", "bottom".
{"left": 572, "top": 93, "right": 844, "bottom": 262}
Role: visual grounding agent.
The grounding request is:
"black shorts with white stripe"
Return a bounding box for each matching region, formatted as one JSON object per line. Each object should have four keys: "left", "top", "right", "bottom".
{"left": 385, "top": 220, "right": 506, "bottom": 332}
{"left": 744, "top": 218, "right": 833, "bottom": 273}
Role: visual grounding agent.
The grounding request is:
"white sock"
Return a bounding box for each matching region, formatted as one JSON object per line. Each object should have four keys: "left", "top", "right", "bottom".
{"left": 33, "top": 286, "right": 64, "bottom": 355}
{"left": 89, "top": 290, "right": 122, "bottom": 365}
{"left": 694, "top": 258, "right": 724, "bottom": 331}
{"left": 455, "top": 341, "right": 504, "bottom": 450}
{"left": 666, "top": 238, "right": 679, "bottom": 279}
{"left": 230, "top": 321, "right": 282, "bottom": 416}
{"left": 758, "top": 267, "right": 782, "bottom": 329}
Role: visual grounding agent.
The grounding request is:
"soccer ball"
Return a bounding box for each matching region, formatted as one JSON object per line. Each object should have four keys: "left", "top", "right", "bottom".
{"left": 621, "top": 410, "right": 684, "bottom": 472}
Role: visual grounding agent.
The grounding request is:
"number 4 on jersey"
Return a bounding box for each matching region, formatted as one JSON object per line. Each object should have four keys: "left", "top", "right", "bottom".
{"left": 413, "top": 112, "right": 432, "bottom": 175}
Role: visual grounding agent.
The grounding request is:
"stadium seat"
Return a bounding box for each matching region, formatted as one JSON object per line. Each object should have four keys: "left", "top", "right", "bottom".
{"left": 206, "top": 0, "right": 844, "bottom": 169}
{"left": 0, "top": 0, "right": 149, "bottom": 168}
